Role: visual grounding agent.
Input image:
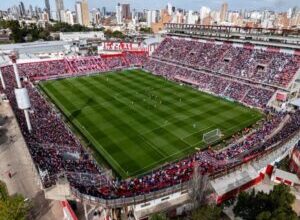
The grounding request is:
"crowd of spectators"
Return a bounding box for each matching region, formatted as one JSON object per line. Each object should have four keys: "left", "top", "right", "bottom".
{"left": 18, "top": 60, "right": 67, "bottom": 79}
{"left": 0, "top": 40, "right": 300, "bottom": 201}
{"left": 96, "top": 108, "right": 300, "bottom": 199}
{"left": 1, "top": 52, "right": 148, "bottom": 81}
{"left": 152, "top": 37, "right": 300, "bottom": 88}
{"left": 65, "top": 56, "right": 108, "bottom": 74}
{"left": 145, "top": 59, "right": 274, "bottom": 108}
{"left": 0, "top": 68, "right": 105, "bottom": 188}
{"left": 124, "top": 51, "right": 148, "bottom": 66}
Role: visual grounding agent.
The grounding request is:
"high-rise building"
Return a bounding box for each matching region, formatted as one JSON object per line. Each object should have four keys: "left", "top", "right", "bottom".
{"left": 176, "top": 12, "right": 184, "bottom": 23}
{"left": 121, "top": 4, "right": 131, "bottom": 20}
{"left": 116, "top": 3, "right": 122, "bottom": 24}
{"left": 102, "top": 7, "right": 106, "bottom": 17}
{"left": 75, "top": 1, "right": 83, "bottom": 25}
{"left": 45, "top": 0, "right": 51, "bottom": 18}
{"left": 75, "top": 0, "right": 89, "bottom": 26}
{"left": 115, "top": 3, "right": 131, "bottom": 24}
{"left": 65, "top": 10, "right": 75, "bottom": 25}
{"left": 91, "top": 9, "right": 101, "bottom": 25}
{"left": 11, "top": 5, "right": 21, "bottom": 19}
{"left": 55, "top": 0, "right": 64, "bottom": 21}
{"left": 167, "top": 3, "right": 172, "bottom": 16}
{"left": 187, "top": 10, "right": 198, "bottom": 24}
{"left": 292, "top": 6, "right": 299, "bottom": 18}
{"left": 147, "top": 10, "right": 157, "bottom": 27}
{"left": 81, "top": 0, "right": 90, "bottom": 26}
{"left": 42, "top": 11, "right": 50, "bottom": 21}
{"left": 19, "top": 1, "right": 26, "bottom": 17}
{"left": 199, "top": 6, "right": 211, "bottom": 22}
{"left": 28, "top": 5, "right": 33, "bottom": 17}
{"left": 220, "top": 2, "right": 228, "bottom": 22}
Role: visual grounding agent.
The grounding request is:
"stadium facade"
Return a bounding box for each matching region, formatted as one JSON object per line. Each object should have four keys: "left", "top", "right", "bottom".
{"left": 0, "top": 26, "right": 300, "bottom": 219}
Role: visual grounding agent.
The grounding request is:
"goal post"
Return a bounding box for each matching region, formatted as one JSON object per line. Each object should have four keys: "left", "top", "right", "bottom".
{"left": 202, "top": 129, "right": 222, "bottom": 144}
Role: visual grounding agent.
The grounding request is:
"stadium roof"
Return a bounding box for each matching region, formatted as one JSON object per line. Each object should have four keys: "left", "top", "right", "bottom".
{"left": 210, "top": 165, "right": 258, "bottom": 196}
{"left": 273, "top": 169, "right": 300, "bottom": 184}
{"left": 0, "top": 41, "right": 71, "bottom": 54}
{"left": 143, "top": 36, "right": 163, "bottom": 46}
{"left": 291, "top": 99, "right": 300, "bottom": 107}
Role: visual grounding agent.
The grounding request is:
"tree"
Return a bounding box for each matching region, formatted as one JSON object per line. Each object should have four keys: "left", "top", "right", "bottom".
{"left": 192, "top": 205, "right": 222, "bottom": 220}
{"left": 233, "top": 184, "right": 297, "bottom": 220}
{"left": 0, "top": 181, "right": 31, "bottom": 220}
{"left": 150, "top": 213, "right": 167, "bottom": 220}
{"left": 7, "top": 20, "right": 25, "bottom": 43}
{"left": 140, "top": 27, "right": 153, "bottom": 33}
{"left": 104, "top": 30, "right": 125, "bottom": 39}
{"left": 0, "top": 19, "right": 104, "bottom": 43}
{"left": 189, "top": 165, "right": 210, "bottom": 209}
{"left": 0, "top": 182, "right": 8, "bottom": 200}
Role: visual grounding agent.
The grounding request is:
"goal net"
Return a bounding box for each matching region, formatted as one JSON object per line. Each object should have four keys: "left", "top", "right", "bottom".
{"left": 203, "top": 129, "right": 222, "bottom": 144}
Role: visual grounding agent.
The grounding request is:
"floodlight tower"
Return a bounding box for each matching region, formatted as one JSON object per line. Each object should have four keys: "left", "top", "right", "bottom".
{"left": 10, "top": 52, "right": 32, "bottom": 132}
{"left": 0, "top": 67, "right": 6, "bottom": 89}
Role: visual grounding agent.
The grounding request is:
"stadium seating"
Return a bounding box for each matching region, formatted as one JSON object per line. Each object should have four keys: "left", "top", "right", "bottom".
{"left": 5, "top": 51, "right": 148, "bottom": 81}
{"left": 1, "top": 38, "right": 300, "bottom": 201}
{"left": 152, "top": 37, "right": 300, "bottom": 88}
{"left": 144, "top": 59, "right": 274, "bottom": 108}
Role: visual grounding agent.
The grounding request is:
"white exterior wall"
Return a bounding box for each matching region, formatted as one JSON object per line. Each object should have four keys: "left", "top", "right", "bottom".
{"left": 75, "top": 2, "right": 83, "bottom": 25}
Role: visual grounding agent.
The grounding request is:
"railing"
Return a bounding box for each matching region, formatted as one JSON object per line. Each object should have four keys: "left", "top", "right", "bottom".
{"left": 68, "top": 129, "right": 300, "bottom": 208}
{"left": 2, "top": 61, "right": 299, "bottom": 208}
{"left": 70, "top": 181, "right": 189, "bottom": 208}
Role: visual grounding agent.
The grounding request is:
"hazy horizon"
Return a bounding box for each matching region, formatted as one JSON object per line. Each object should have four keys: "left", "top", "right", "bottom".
{"left": 0, "top": 0, "right": 299, "bottom": 12}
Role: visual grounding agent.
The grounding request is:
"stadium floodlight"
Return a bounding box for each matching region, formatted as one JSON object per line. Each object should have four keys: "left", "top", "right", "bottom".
{"left": 203, "top": 129, "right": 222, "bottom": 144}
{"left": 9, "top": 52, "right": 32, "bottom": 132}
{"left": 0, "top": 68, "right": 6, "bottom": 89}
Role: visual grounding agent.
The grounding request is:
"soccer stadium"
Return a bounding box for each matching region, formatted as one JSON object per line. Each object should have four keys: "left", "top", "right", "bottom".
{"left": 40, "top": 69, "right": 261, "bottom": 178}
{"left": 0, "top": 26, "right": 300, "bottom": 219}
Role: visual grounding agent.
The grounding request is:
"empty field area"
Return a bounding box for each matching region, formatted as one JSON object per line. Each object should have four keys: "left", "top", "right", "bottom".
{"left": 40, "top": 69, "right": 262, "bottom": 178}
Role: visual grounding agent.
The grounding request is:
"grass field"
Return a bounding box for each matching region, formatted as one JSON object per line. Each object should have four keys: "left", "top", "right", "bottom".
{"left": 40, "top": 69, "right": 262, "bottom": 178}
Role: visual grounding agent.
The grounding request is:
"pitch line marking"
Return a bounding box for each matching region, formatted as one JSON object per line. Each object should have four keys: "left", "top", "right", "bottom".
{"left": 129, "top": 141, "right": 203, "bottom": 176}
{"left": 138, "top": 135, "right": 167, "bottom": 158}
{"left": 131, "top": 117, "right": 260, "bottom": 176}
{"left": 181, "top": 125, "right": 214, "bottom": 140}
{"left": 43, "top": 85, "right": 129, "bottom": 177}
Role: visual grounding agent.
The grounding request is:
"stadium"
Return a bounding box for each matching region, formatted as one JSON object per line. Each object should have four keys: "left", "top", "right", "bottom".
{"left": 0, "top": 25, "right": 300, "bottom": 219}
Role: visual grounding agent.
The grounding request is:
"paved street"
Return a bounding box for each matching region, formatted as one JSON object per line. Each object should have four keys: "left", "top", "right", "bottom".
{"left": 0, "top": 102, "right": 64, "bottom": 220}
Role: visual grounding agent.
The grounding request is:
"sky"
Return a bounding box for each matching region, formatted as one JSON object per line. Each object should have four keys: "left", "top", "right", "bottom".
{"left": 0, "top": 0, "right": 299, "bottom": 12}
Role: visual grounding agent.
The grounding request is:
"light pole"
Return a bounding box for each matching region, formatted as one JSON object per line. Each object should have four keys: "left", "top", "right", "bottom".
{"left": 9, "top": 52, "right": 32, "bottom": 132}
{"left": 0, "top": 67, "right": 6, "bottom": 90}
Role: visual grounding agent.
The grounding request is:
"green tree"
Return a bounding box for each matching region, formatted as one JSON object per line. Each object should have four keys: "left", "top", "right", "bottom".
{"left": 49, "top": 22, "right": 91, "bottom": 33}
{"left": 7, "top": 20, "right": 25, "bottom": 43}
{"left": 0, "top": 181, "right": 31, "bottom": 220}
{"left": 233, "top": 184, "right": 297, "bottom": 220}
{"left": 150, "top": 213, "right": 167, "bottom": 220}
{"left": 0, "top": 182, "right": 8, "bottom": 200}
{"left": 192, "top": 205, "right": 222, "bottom": 220}
{"left": 140, "top": 27, "right": 153, "bottom": 33}
{"left": 0, "top": 194, "right": 31, "bottom": 220}
{"left": 0, "top": 19, "right": 104, "bottom": 43}
{"left": 256, "top": 211, "right": 272, "bottom": 220}
{"left": 104, "top": 30, "right": 125, "bottom": 39}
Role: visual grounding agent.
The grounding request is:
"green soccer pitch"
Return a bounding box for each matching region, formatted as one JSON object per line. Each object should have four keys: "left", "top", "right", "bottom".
{"left": 40, "top": 69, "right": 262, "bottom": 178}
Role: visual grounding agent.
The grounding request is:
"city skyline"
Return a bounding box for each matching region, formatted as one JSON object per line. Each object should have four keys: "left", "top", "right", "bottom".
{"left": 0, "top": 0, "right": 299, "bottom": 12}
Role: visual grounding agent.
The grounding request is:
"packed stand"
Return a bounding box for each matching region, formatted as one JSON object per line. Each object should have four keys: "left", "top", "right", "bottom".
{"left": 1, "top": 66, "right": 107, "bottom": 189}
{"left": 152, "top": 37, "right": 300, "bottom": 88}
{"left": 2, "top": 52, "right": 148, "bottom": 81}
{"left": 65, "top": 56, "right": 108, "bottom": 74}
{"left": 1, "top": 47, "right": 300, "bottom": 200}
{"left": 145, "top": 59, "right": 274, "bottom": 108}
{"left": 124, "top": 51, "right": 148, "bottom": 66}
